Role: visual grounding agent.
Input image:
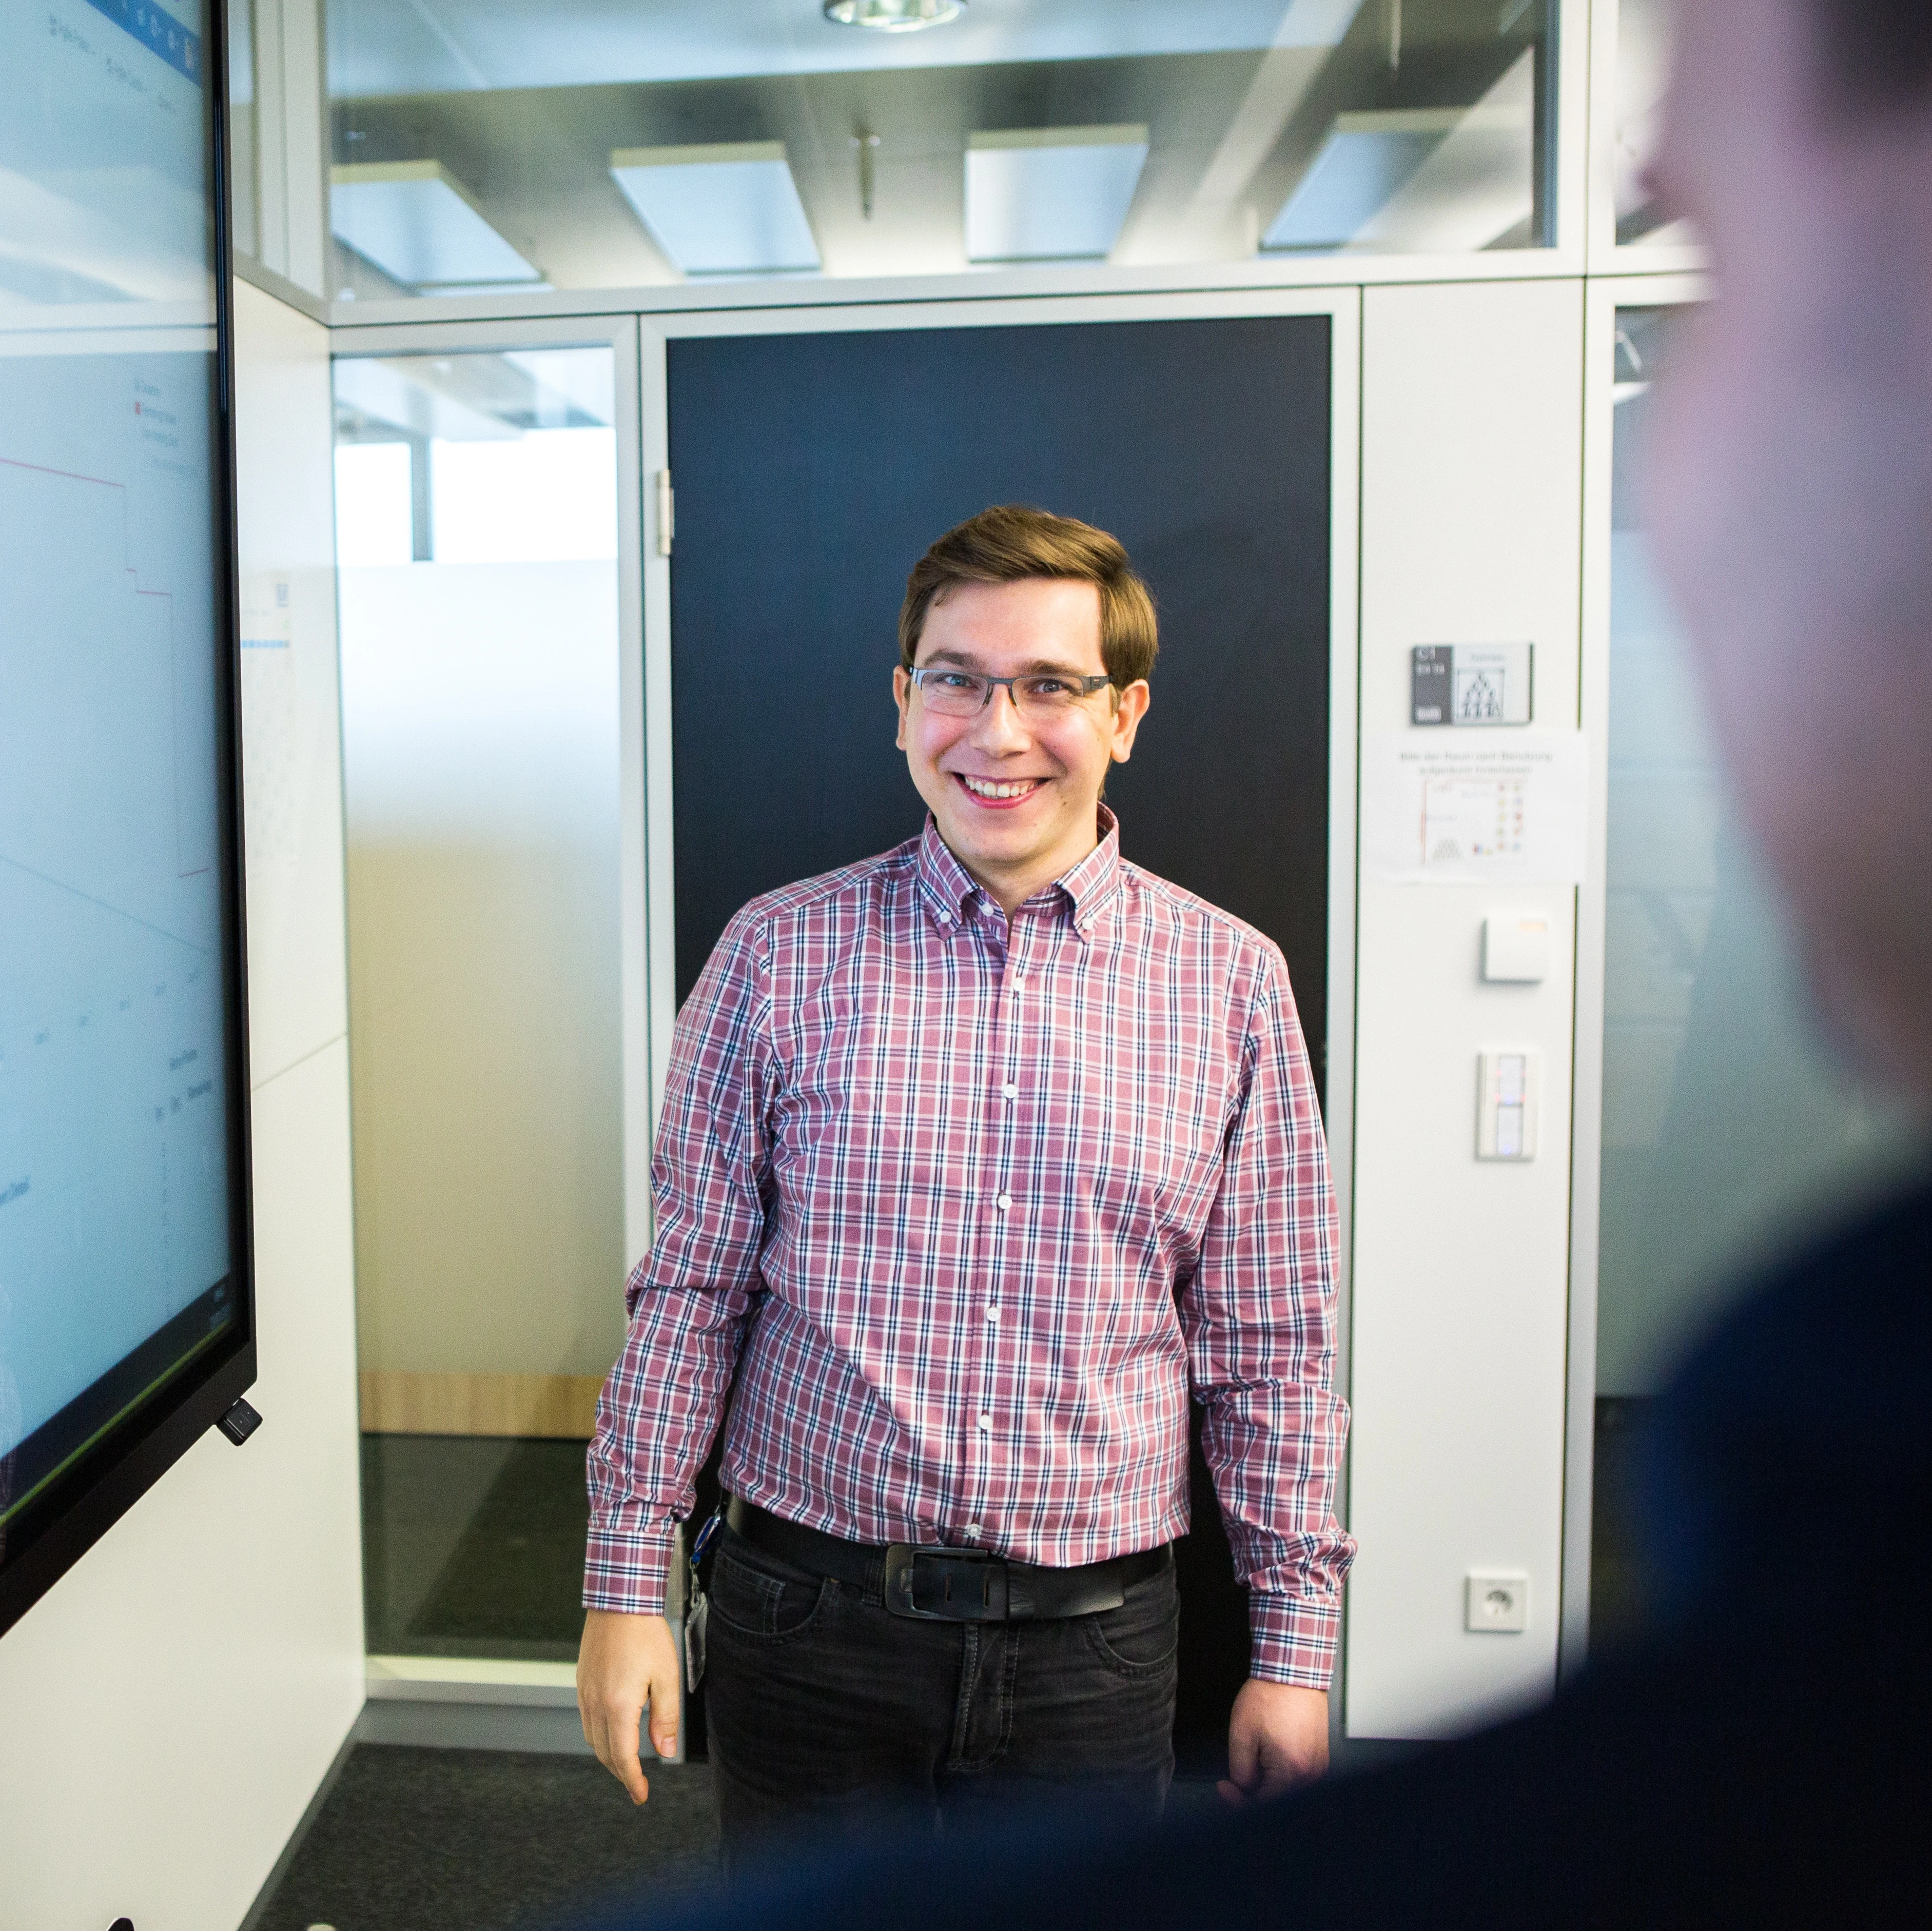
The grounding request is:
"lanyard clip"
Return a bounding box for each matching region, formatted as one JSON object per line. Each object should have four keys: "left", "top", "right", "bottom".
{"left": 690, "top": 1503, "right": 726, "bottom": 1575}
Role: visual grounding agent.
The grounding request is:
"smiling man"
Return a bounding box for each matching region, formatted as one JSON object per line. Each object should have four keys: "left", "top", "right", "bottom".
{"left": 577, "top": 505, "right": 1352, "bottom": 1857}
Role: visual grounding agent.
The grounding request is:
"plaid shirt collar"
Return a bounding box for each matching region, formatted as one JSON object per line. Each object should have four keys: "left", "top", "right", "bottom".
{"left": 913, "top": 806, "right": 1123, "bottom": 940}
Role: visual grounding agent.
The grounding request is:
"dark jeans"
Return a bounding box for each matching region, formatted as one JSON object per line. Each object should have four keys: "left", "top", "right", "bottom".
{"left": 703, "top": 1523, "right": 1179, "bottom": 1864}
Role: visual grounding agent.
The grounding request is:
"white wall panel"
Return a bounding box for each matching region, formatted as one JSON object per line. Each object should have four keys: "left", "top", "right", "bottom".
{"left": 1346, "top": 278, "right": 1585, "bottom": 1738}
{"left": 0, "top": 281, "right": 362, "bottom": 1929}
{"left": 236, "top": 280, "right": 350, "bottom": 1086}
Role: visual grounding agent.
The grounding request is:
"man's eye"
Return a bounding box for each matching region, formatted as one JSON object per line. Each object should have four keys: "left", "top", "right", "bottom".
{"left": 1022, "top": 677, "right": 1078, "bottom": 699}
{"left": 932, "top": 672, "right": 980, "bottom": 691}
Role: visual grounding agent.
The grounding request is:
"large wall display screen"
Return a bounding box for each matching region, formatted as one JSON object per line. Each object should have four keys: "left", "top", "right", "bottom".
{"left": 0, "top": 0, "right": 251, "bottom": 1635}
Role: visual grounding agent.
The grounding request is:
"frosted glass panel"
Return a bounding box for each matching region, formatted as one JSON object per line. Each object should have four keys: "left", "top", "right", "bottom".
{"left": 335, "top": 347, "right": 623, "bottom": 1661}
{"left": 1591, "top": 308, "right": 1922, "bottom": 1640}
{"left": 1597, "top": 312, "right": 1920, "bottom": 1395}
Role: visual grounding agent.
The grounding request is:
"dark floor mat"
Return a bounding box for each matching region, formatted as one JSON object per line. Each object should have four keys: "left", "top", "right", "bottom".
{"left": 253, "top": 1745, "right": 721, "bottom": 1931}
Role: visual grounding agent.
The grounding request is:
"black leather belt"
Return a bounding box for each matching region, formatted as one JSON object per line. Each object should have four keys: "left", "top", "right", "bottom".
{"left": 725, "top": 1496, "right": 1169, "bottom": 1623}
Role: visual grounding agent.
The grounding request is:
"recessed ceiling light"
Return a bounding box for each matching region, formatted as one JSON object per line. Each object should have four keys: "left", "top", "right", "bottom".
{"left": 610, "top": 143, "right": 821, "bottom": 278}
{"left": 330, "top": 161, "right": 544, "bottom": 291}
{"left": 823, "top": 0, "right": 963, "bottom": 31}
{"left": 965, "top": 127, "right": 1149, "bottom": 264}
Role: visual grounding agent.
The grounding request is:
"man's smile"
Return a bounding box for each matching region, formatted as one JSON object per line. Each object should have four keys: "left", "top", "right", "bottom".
{"left": 953, "top": 773, "right": 1047, "bottom": 805}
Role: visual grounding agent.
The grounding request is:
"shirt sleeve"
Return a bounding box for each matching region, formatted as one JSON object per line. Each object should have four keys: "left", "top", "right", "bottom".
{"left": 583, "top": 909, "right": 779, "bottom": 1615}
{"left": 1179, "top": 943, "right": 1356, "bottom": 1689}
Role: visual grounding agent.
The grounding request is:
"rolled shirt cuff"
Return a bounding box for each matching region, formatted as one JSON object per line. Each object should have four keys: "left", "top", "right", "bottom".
{"left": 1247, "top": 1590, "right": 1340, "bottom": 1689}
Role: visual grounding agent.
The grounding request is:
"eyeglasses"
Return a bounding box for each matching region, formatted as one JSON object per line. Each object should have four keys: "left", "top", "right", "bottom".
{"left": 907, "top": 665, "right": 1115, "bottom": 718}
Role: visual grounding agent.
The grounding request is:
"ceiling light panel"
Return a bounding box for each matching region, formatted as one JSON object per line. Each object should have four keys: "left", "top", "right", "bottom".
{"left": 331, "top": 161, "right": 542, "bottom": 290}
{"left": 1259, "top": 112, "right": 1457, "bottom": 251}
{"left": 965, "top": 125, "right": 1149, "bottom": 263}
{"left": 610, "top": 143, "right": 821, "bottom": 277}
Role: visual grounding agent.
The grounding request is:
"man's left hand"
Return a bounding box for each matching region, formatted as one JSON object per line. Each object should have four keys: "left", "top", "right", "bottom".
{"left": 1219, "top": 1681, "right": 1329, "bottom": 1805}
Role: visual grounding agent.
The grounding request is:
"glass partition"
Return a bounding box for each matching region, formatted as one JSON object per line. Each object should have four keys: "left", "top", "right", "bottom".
{"left": 1590, "top": 307, "right": 1923, "bottom": 1641}
{"left": 323, "top": 0, "right": 1559, "bottom": 303}
{"left": 336, "top": 346, "right": 624, "bottom": 1661}
{"left": 228, "top": 0, "right": 259, "bottom": 260}
{"left": 1607, "top": 0, "right": 1690, "bottom": 249}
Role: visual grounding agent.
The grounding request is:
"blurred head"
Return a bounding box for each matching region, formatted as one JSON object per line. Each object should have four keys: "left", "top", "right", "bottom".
{"left": 1645, "top": 0, "right": 1932, "bottom": 1093}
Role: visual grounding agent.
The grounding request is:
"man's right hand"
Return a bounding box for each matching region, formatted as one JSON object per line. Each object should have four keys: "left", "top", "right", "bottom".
{"left": 578, "top": 1608, "right": 681, "bottom": 1804}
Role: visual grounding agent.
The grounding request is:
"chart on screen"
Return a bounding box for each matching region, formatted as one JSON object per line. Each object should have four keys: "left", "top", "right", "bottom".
{"left": 0, "top": 348, "right": 233, "bottom": 1459}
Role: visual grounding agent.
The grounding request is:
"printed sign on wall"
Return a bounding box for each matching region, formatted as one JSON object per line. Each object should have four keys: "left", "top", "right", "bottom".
{"left": 1411, "top": 644, "right": 1534, "bottom": 726}
{"left": 1362, "top": 732, "right": 1589, "bottom": 885}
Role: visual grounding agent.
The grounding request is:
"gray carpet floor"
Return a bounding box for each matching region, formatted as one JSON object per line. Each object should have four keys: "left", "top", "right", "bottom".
{"left": 249, "top": 1744, "right": 1240, "bottom": 1931}
{"left": 251, "top": 1746, "right": 723, "bottom": 1931}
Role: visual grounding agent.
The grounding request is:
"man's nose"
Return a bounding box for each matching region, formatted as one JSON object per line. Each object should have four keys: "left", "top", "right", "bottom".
{"left": 970, "top": 684, "right": 1030, "bottom": 752}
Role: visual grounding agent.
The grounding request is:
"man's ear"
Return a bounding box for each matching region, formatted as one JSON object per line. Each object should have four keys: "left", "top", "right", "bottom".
{"left": 893, "top": 665, "right": 912, "bottom": 750}
{"left": 1110, "top": 679, "right": 1152, "bottom": 762}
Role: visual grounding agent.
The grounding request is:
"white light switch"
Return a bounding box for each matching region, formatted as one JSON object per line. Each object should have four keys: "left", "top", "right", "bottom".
{"left": 1466, "top": 1571, "right": 1530, "bottom": 1633}
{"left": 1482, "top": 914, "right": 1550, "bottom": 982}
{"left": 1477, "top": 1050, "right": 1540, "bottom": 1160}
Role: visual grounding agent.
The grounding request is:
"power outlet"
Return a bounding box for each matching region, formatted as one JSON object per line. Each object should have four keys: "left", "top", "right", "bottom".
{"left": 1466, "top": 1570, "right": 1530, "bottom": 1633}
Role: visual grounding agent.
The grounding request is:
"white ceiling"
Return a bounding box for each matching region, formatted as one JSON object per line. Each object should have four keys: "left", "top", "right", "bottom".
{"left": 327, "top": 0, "right": 1360, "bottom": 99}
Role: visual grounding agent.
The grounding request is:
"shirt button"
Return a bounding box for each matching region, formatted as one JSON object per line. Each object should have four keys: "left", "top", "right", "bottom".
{"left": 965, "top": 1522, "right": 982, "bottom": 1540}
{"left": 996, "top": 1192, "right": 1011, "bottom": 1212}
{"left": 1013, "top": 970, "right": 1025, "bottom": 983}
{"left": 1002, "top": 1082, "right": 1018, "bottom": 1100}
{"left": 977, "top": 1413, "right": 992, "bottom": 1431}
{"left": 985, "top": 1304, "right": 999, "bottom": 1323}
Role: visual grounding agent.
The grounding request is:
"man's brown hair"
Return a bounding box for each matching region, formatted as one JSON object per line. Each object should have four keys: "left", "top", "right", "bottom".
{"left": 898, "top": 505, "right": 1158, "bottom": 689}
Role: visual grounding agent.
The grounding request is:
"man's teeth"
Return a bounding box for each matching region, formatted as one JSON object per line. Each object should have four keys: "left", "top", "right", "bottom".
{"left": 961, "top": 777, "right": 1039, "bottom": 799}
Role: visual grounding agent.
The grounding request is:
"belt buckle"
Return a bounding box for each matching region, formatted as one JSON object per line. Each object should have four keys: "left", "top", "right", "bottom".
{"left": 883, "top": 1543, "right": 1008, "bottom": 1621}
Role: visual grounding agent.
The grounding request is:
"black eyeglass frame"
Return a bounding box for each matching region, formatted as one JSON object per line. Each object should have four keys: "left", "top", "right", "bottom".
{"left": 906, "top": 666, "right": 1117, "bottom": 714}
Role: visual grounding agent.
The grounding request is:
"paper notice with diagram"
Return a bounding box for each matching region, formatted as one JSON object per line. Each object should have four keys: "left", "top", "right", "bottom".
{"left": 1361, "top": 732, "right": 1589, "bottom": 884}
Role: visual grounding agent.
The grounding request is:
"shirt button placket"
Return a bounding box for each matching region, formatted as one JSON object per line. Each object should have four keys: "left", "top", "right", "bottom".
{"left": 978, "top": 930, "right": 1027, "bottom": 1540}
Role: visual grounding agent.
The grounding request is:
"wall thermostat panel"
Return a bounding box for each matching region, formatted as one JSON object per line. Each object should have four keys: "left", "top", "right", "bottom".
{"left": 1477, "top": 1049, "right": 1541, "bottom": 1159}
{"left": 1482, "top": 914, "right": 1550, "bottom": 982}
{"left": 1412, "top": 644, "right": 1534, "bottom": 726}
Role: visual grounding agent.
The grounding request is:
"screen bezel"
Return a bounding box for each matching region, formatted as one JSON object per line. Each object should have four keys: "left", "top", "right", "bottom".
{"left": 0, "top": 0, "right": 257, "bottom": 1642}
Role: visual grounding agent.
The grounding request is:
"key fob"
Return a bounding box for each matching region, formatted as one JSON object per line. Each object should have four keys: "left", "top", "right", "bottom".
{"left": 684, "top": 1586, "right": 709, "bottom": 1696}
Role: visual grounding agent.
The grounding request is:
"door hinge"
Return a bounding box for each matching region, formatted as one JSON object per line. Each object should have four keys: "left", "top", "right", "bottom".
{"left": 655, "top": 468, "right": 674, "bottom": 557}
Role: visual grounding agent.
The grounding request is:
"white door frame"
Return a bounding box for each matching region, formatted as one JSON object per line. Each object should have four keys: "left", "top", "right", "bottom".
{"left": 326, "top": 289, "right": 1364, "bottom": 1731}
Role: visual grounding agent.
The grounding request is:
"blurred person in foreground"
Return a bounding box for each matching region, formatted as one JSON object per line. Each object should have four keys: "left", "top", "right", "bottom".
{"left": 574, "top": 0, "right": 1928, "bottom": 1921}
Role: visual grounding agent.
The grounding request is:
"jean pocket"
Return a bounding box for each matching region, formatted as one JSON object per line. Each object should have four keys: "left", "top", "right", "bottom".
{"left": 707, "top": 1535, "right": 831, "bottom": 1641}
{"left": 1083, "top": 1564, "right": 1180, "bottom": 1677}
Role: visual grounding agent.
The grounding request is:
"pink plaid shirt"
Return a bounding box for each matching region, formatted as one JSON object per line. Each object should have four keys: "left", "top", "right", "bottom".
{"left": 586, "top": 811, "right": 1354, "bottom": 1686}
